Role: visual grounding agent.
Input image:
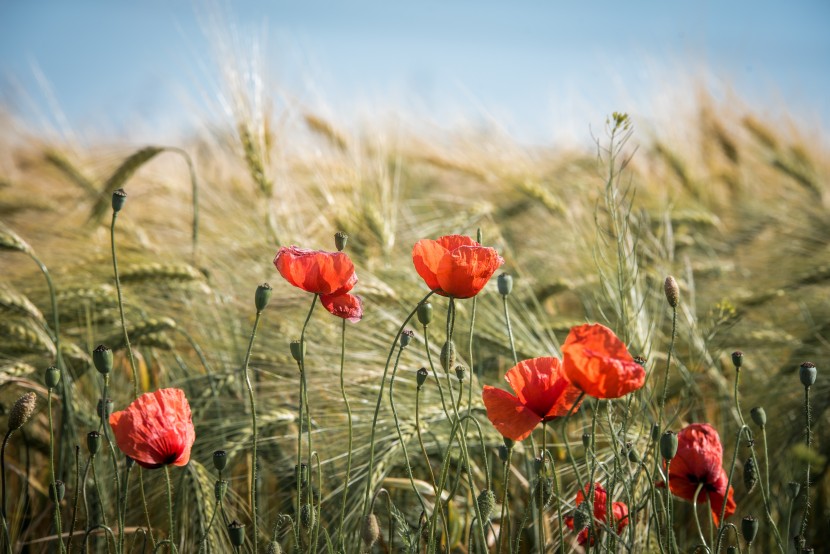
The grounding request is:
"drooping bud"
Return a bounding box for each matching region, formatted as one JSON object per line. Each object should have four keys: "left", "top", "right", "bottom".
{"left": 92, "top": 345, "right": 113, "bottom": 375}
{"left": 416, "top": 367, "right": 428, "bottom": 389}
{"left": 440, "top": 341, "right": 455, "bottom": 372}
{"left": 50, "top": 480, "right": 65, "bottom": 503}
{"left": 361, "top": 514, "right": 380, "bottom": 548}
{"left": 416, "top": 302, "right": 433, "bottom": 326}
{"left": 300, "top": 504, "right": 315, "bottom": 529}
{"left": 255, "top": 283, "right": 272, "bottom": 312}
{"left": 750, "top": 407, "right": 766, "bottom": 428}
{"left": 477, "top": 489, "right": 496, "bottom": 520}
{"left": 214, "top": 479, "right": 228, "bottom": 502}
{"left": 731, "top": 351, "right": 743, "bottom": 369}
{"left": 455, "top": 365, "right": 466, "bottom": 382}
{"left": 400, "top": 329, "right": 415, "bottom": 348}
{"left": 800, "top": 362, "right": 817, "bottom": 388}
{"left": 87, "top": 431, "right": 101, "bottom": 456}
{"left": 743, "top": 457, "right": 757, "bottom": 493}
{"left": 664, "top": 276, "right": 679, "bottom": 308}
{"left": 44, "top": 366, "right": 61, "bottom": 389}
{"left": 290, "top": 340, "right": 306, "bottom": 364}
{"left": 660, "top": 431, "right": 678, "bottom": 461}
{"left": 8, "top": 392, "right": 37, "bottom": 432}
{"left": 228, "top": 521, "right": 246, "bottom": 547}
{"left": 572, "top": 502, "right": 591, "bottom": 532}
{"left": 741, "top": 515, "right": 759, "bottom": 543}
{"left": 112, "top": 188, "right": 127, "bottom": 213}
{"left": 97, "top": 398, "right": 113, "bottom": 419}
{"left": 786, "top": 481, "right": 800, "bottom": 500}
{"left": 213, "top": 450, "right": 228, "bottom": 472}
{"left": 497, "top": 273, "right": 513, "bottom": 296}
{"left": 267, "top": 541, "right": 282, "bottom": 554}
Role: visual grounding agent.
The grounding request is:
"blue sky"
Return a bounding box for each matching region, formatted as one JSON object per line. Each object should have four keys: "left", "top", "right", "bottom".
{"left": 1, "top": 1, "right": 828, "bottom": 144}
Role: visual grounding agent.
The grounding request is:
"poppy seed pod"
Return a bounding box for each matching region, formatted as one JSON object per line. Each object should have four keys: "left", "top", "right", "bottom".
{"left": 800, "top": 362, "right": 817, "bottom": 388}
{"left": 416, "top": 302, "right": 433, "bottom": 326}
{"left": 477, "top": 489, "right": 496, "bottom": 520}
{"left": 8, "top": 392, "right": 37, "bottom": 432}
{"left": 214, "top": 479, "right": 228, "bottom": 502}
{"left": 290, "top": 340, "right": 305, "bottom": 364}
{"left": 731, "top": 351, "right": 743, "bottom": 369}
{"left": 50, "top": 480, "right": 65, "bottom": 503}
{"left": 87, "top": 431, "right": 101, "bottom": 455}
{"left": 267, "top": 541, "right": 282, "bottom": 554}
{"left": 300, "top": 504, "right": 315, "bottom": 529}
{"left": 227, "top": 521, "right": 245, "bottom": 547}
{"left": 361, "top": 514, "right": 380, "bottom": 548}
{"left": 334, "top": 231, "right": 348, "bottom": 252}
{"left": 112, "top": 188, "right": 127, "bottom": 213}
{"left": 750, "top": 407, "right": 766, "bottom": 428}
{"left": 213, "top": 450, "right": 228, "bottom": 472}
{"left": 92, "top": 345, "right": 113, "bottom": 375}
{"left": 497, "top": 273, "right": 513, "bottom": 296}
{"left": 741, "top": 515, "right": 759, "bottom": 543}
{"left": 455, "top": 365, "right": 466, "bottom": 382}
{"left": 45, "top": 366, "right": 61, "bottom": 389}
{"left": 416, "top": 367, "right": 428, "bottom": 388}
{"left": 440, "top": 340, "right": 455, "bottom": 372}
{"left": 786, "top": 481, "right": 801, "bottom": 499}
{"left": 664, "top": 276, "right": 679, "bottom": 308}
{"left": 743, "top": 457, "right": 757, "bottom": 493}
{"left": 255, "top": 283, "right": 272, "bottom": 312}
{"left": 660, "top": 431, "right": 678, "bottom": 461}
{"left": 97, "top": 398, "right": 113, "bottom": 419}
{"left": 400, "top": 329, "right": 415, "bottom": 348}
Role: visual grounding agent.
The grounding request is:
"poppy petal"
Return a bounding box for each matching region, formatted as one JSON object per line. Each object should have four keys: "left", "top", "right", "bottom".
{"left": 503, "top": 357, "right": 581, "bottom": 420}
{"left": 321, "top": 293, "right": 364, "bottom": 322}
{"left": 436, "top": 245, "right": 504, "bottom": 298}
{"left": 274, "top": 246, "right": 357, "bottom": 296}
{"left": 435, "top": 234, "right": 479, "bottom": 250}
{"left": 412, "top": 239, "right": 448, "bottom": 292}
{"left": 482, "top": 386, "right": 541, "bottom": 441}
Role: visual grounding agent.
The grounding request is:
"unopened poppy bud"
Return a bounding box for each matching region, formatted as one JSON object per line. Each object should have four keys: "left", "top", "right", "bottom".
{"left": 416, "top": 367, "right": 429, "bottom": 389}
{"left": 439, "top": 341, "right": 455, "bottom": 372}
{"left": 660, "top": 431, "right": 678, "bottom": 461}
{"left": 45, "top": 366, "right": 61, "bottom": 389}
{"left": 741, "top": 515, "right": 758, "bottom": 543}
{"left": 786, "top": 481, "right": 800, "bottom": 499}
{"left": 633, "top": 355, "right": 647, "bottom": 366}
{"left": 497, "top": 273, "right": 513, "bottom": 296}
{"left": 267, "top": 541, "right": 282, "bottom": 554}
{"left": 572, "top": 502, "right": 591, "bottom": 531}
{"left": 400, "top": 329, "right": 415, "bottom": 348}
{"left": 112, "top": 188, "right": 127, "bottom": 213}
{"left": 361, "top": 513, "right": 380, "bottom": 547}
{"left": 582, "top": 433, "right": 591, "bottom": 449}
{"left": 498, "top": 445, "right": 509, "bottom": 463}
{"left": 255, "top": 283, "right": 272, "bottom": 312}
{"left": 750, "top": 407, "right": 766, "bottom": 428}
{"left": 534, "top": 477, "right": 552, "bottom": 508}
{"left": 87, "top": 431, "right": 101, "bottom": 455}
{"left": 228, "top": 520, "right": 245, "bottom": 547}
{"left": 477, "top": 489, "right": 495, "bottom": 520}
{"left": 743, "top": 457, "right": 757, "bottom": 493}
{"left": 455, "top": 365, "right": 466, "bottom": 382}
{"left": 214, "top": 479, "right": 228, "bottom": 502}
{"left": 290, "top": 340, "right": 305, "bottom": 363}
{"left": 213, "top": 450, "right": 227, "bottom": 472}
{"left": 300, "top": 504, "right": 315, "bottom": 528}
{"left": 97, "top": 398, "right": 113, "bottom": 419}
{"left": 651, "top": 423, "right": 660, "bottom": 442}
{"left": 799, "top": 362, "right": 817, "bottom": 388}
{"left": 731, "top": 351, "right": 743, "bottom": 369}
{"left": 92, "top": 344, "right": 113, "bottom": 375}
{"left": 334, "top": 232, "right": 348, "bottom": 252}
{"left": 664, "top": 276, "right": 679, "bottom": 308}
{"left": 417, "top": 302, "right": 433, "bottom": 326}
{"left": 295, "top": 463, "right": 309, "bottom": 486}
{"left": 8, "top": 392, "right": 37, "bottom": 432}
{"left": 50, "top": 480, "right": 65, "bottom": 503}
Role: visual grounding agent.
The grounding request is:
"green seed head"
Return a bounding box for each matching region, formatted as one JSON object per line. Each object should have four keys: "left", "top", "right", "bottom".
{"left": 800, "top": 362, "right": 817, "bottom": 388}
{"left": 416, "top": 302, "right": 433, "bottom": 326}
{"left": 228, "top": 520, "right": 245, "bottom": 547}
{"left": 660, "top": 431, "right": 678, "bottom": 461}
{"left": 750, "top": 406, "right": 766, "bottom": 428}
{"left": 112, "top": 188, "right": 127, "bottom": 213}
{"left": 213, "top": 450, "right": 228, "bottom": 472}
{"left": 334, "top": 231, "right": 348, "bottom": 252}
{"left": 416, "top": 367, "right": 428, "bottom": 388}
{"left": 497, "top": 273, "right": 513, "bottom": 296}
{"left": 455, "top": 365, "right": 466, "bottom": 382}
{"left": 92, "top": 344, "right": 113, "bottom": 375}
{"left": 290, "top": 340, "right": 306, "bottom": 364}
{"left": 400, "top": 329, "right": 415, "bottom": 348}
{"left": 87, "top": 431, "right": 101, "bottom": 455}
{"left": 8, "top": 392, "right": 37, "bottom": 432}
{"left": 731, "top": 350, "right": 744, "bottom": 369}
{"left": 741, "top": 515, "right": 759, "bottom": 543}
{"left": 664, "top": 276, "right": 679, "bottom": 308}
{"left": 44, "top": 366, "right": 61, "bottom": 389}
{"left": 255, "top": 283, "right": 272, "bottom": 311}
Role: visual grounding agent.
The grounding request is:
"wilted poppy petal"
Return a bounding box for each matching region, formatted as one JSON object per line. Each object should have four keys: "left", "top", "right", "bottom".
{"left": 482, "top": 386, "right": 542, "bottom": 441}
{"left": 321, "top": 293, "right": 364, "bottom": 322}
{"left": 274, "top": 246, "right": 357, "bottom": 296}
{"left": 561, "top": 323, "right": 645, "bottom": 399}
{"left": 707, "top": 470, "right": 736, "bottom": 525}
{"left": 435, "top": 234, "right": 478, "bottom": 250}
{"left": 412, "top": 239, "right": 448, "bottom": 292}
{"left": 503, "top": 357, "right": 581, "bottom": 421}
{"left": 436, "top": 245, "right": 504, "bottom": 298}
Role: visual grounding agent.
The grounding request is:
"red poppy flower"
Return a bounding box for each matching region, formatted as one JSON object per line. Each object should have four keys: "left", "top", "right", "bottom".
{"left": 657, "top": 423, "right": 736, "bottom": 525}
{"left": 109, "top": 388, "right": 196, "bottom": 469}
{"left": 321, "top": 293, "right": 363, "bottom": 323}
{"left": 482, "top": 357, "right": 583, "bottom": 441}
{"left": 564, "top": 483, "right": 629, "bottom": 545}
{"left": 412, "top": 235, "right": 504, "bottom": 298}
{"left": 561, "top": 323, "right": 645, "bottom": 399}
{"left": 274, "top": 246, "right": 357, "bottom": 296}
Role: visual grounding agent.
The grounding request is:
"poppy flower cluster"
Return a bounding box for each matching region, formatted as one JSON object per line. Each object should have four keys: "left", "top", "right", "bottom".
{"left": 564, "top": 483, "right": 629, "bottom": 545}
{"left": 658, "top": 423, "right": 736, "bottom": 524}
{"left": 412, "top": 234, "right": 504, "bottom": 298}
{"left": 274, "top": 246, "right": 363, "bottom": 322}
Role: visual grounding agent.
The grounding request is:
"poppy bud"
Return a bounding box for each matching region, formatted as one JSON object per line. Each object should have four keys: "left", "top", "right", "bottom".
{"left": 267, "top": 541, "right": 282, "bottom": 554}
{"left": 8, "top": 392, "right": 37, "bottom": 432}
{"left": 743, "top": 457, "right": 757, "bottom": 493}
{"left": 300, "top": 504, "right": 315, "bottom": 529}
{"left": 660, "top": 431, "right": 678, "bottom": 461}
{"left": 44, "top": 366, "right": 61, "bottom": 389}
{"left": 741, "top": 515, "right": 758, "bottom": 543}
{"left": 417, "top": 302, "right": 433, "bottom": 326}
{"left": 497, "top": 273, "right": 513, "bottom": 296}
{"left": 295, "top": 463, "right": 309, "bottom": 486}
{"left": 750, "top": 407, "right": 766, "bottom": 428}
{"left": 50, "top": 480, "right": 65, "bottom": 503}
{"left": 228, "top": 520, "right": 245, "bottom": 547}
{"left": 498, "top": 445, "right": 509, "bottom": 463}
{"left": 534, "top": 477, "right": 552, "bottom": 508}
{"left": 633, "top": 356, "right": 647, "bottom": 366}
{"left": 255, "top": 283, "right": 272, "bottom": 312}
{"left": 455, "top": 365, "right": 466, "bottom": 382}
{"left": 651, "top": 423, "right": 660, "bottom": 442}
{"left": 213, "top": 450, "right": 228, "bottom": 472}
{"left": 97, "top": 398, "right": 113, "bottom": 419}
{"left": 440, "top": 341, "right": 455, "bottom": 372}
{"left": 290, "top": 340, "right": 305, "bottom": 363}
{"left": 400, "top": 329, "right": 415, "bottom": 348}
{"left": 799, "top": 362, "right": 817, "bottom": 388}
{"left": 112, "top": 188, "right": 127, "bottom": 213}
{"left": 582, "top": 433, "right": 591, "bottom": 449}
{"left": 334, "top": 232, "right": 348, "bottom": 252}
{"left": 477, "top": 489, "right": 495, "bottom": 520}
{"left": 572, "top": 502, "right": 591, "bottom": 532}
{"left": 214, "top": 479, "right": 228, "bottom": 502}
{"left": 416, "top": 367, "right": 428, "bottom": 388}
{"left": 731, "top": 351, "right": 743, "bottom": 369}
{"left": 786, "top": 481, "right": 800, "bottom": 499}
{"left": 92, "top": 344, "right": 113, "bottom": 375}
{"left": 87, "top": 431, "right": 101, "bottom": 455}
{"left": 361, "top": 513, "right": 380, "bottom": 548}
{"left": 664, "top": 276, "right": 679, "bottom": 308}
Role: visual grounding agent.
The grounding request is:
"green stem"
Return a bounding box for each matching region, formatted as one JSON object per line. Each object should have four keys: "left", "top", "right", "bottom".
{"left": 799, "top": 385, "right": 812, "bottom": 540}
{"left": 501, "top": 295, "right": 518, "bottom": 366}
{"left": 164, "top": 466, "right": 177, "bottom": 553}
{"left": 538, "top": 425, "right": 547, "bottom": 554}
{"left": 68, "top": 447, "right": 82, "bottom": 554}
{"left": 91, "top": 456, "right": 113, "bottom": 554}
{"left": 664, "top": 460, "right": 673, "bottom": 554}
{"left": 692, "top": 482, "right": 707, "bottom": 550}
{"left": 138, "top": 467, "right": 156, "bottom": 548}
{"left": 242, "top": 309, "right": 264, "bottom": 554}
{"left": 101, "top": 376, "right": 123, "bottom": 552}
{"left": 48, "top": 389, "right": 66, "bottom": 553}
{"left": 110, "top": 211, "right": 139, "bottom": 397}
{"left": 658, "top": 307, "right": 677, "bottom": 431}
{"left": 1, "top": 431, "right": 11, "bottom": 554}
{"left": 496, "top": 447, "right": 512, "bottom": 554}
{"left": 295, "top": 294, "right": 318, "bottom": 546}
{"left": 336, "top": 319, "right": 353, "bottom": 548}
